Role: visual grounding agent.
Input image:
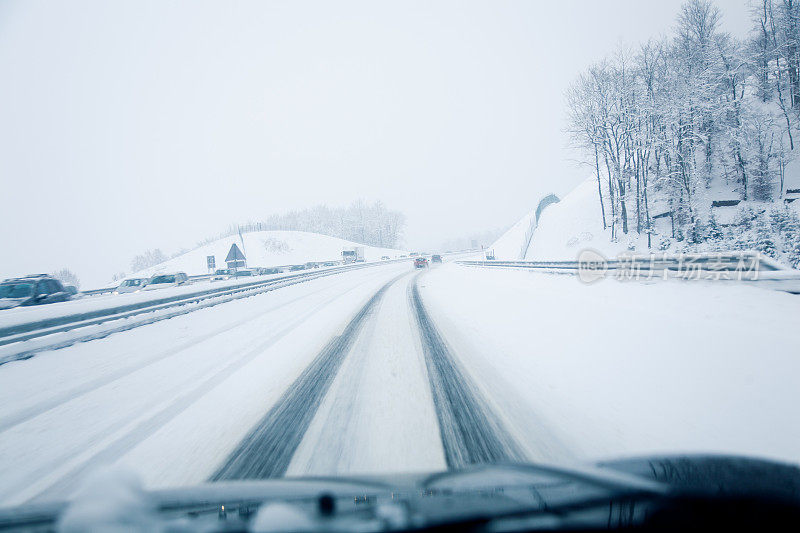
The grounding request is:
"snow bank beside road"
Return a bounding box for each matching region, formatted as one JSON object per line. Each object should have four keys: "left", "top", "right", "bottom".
{"left": 419, "top": 264, "right": 800, "bottom": 465}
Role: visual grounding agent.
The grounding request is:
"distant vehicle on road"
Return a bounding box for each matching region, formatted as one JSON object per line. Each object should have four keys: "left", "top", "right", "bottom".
{"left": 143, "top": 272, "right": 189, "bottom": 290}
{"left": 414, "top": 257, "right": 429, "bottom": 268}
{"left": 381, "top": 256, "right": 390, "bottom": 260}
{"left": 114, "top": 278, "right": 149, "bottom": 294}
{"left": 485, "top": 250, "right": 496, "bottom": 260}
{"left": 409, "top": 252, "right": 419, "bottom": 257}
{"left": 431, "top": 254, "right": 442, "bottom": 264}
{"left": 322, "top": 261, "right": 338, "bottom": 267}
{"left": 0, "top": 275, "right": 72, "bottom": 309}
{"left": 289, "top": 264, "right": 306, "bottom": 271}
{"left": 211, "top": 269, "right": 232, "bottom": 281}
{"left": 342, "top": 246, "right": 365, "bottom": 264}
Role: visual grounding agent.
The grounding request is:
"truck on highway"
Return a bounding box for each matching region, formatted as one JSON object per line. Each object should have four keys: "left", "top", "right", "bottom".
{"left": 342, "top": 246, "right": 365, "bottom": 264}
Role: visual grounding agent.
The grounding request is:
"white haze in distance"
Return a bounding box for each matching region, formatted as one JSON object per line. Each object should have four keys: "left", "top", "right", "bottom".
{"left": 0, "top": 0, "right": 750, "bottom": 287}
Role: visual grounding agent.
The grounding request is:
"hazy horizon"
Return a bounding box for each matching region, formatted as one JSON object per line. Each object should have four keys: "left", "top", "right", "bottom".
{"left": 0, "top": 0, "right": 751, "bottom": 287}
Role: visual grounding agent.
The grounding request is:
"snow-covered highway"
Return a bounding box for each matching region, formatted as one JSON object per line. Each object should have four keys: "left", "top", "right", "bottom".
{"left": 0, "top": 263, "right": 411, "bottom": 504}
{"left": 0, "top": 260, "right": 797, "bottom": 507}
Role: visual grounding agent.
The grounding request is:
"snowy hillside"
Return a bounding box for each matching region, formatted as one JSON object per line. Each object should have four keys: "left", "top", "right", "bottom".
{"left": 559, "top": 1, "right": 800, "bottom": 269}
{"left": 501, "top": 176, "right": 800, "bottom": 266}
{"left": 526, "top": 178, "right": 638, "bottom": 261}
{"left": 489, "top": 211, "right": 536, "bottom": 260}
{"left": 489, "top": 194, "right": 560, "bottom": 260}
{"left": 121, "top": 231, "right": 405, "bottom": 284}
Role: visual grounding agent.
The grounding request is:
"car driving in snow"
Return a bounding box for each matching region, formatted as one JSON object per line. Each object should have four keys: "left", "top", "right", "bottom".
{"left": 113, "top": 278, "right": 149, "bottom": 294}
{"left": 143, "top": 272, "right": 190, "bottom": 290}
{"left": 414, "top": 257, "right": 428, "bottom": 268}
{"left": 0, "top": 275, "right": 73, "bottom": 309}
{"left": 431, "top": 254, "right": 442, "bottom": 263}
{"left": 211, "top": 269, "right": 233, "bottom": 281}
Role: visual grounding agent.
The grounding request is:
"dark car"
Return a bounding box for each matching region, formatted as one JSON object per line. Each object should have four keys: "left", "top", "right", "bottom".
{"left": 431, "top": 254, "right": 442, "bottom": 263}
{"left": 0, "top": 275, "right": 72, "bottom": 310}
{"left": 414, "top": 257, "right": 428, "bottom": 268}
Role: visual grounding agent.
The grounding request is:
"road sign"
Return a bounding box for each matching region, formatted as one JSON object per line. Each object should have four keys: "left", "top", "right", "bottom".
{"left": 225, "top": 244, "right": 245, "bottom": 262}
{"left": 207, "top": 256, "right": 215, "bottom": 270}
{"left": 225, "top": 243, "right": 246, "bottom": 269}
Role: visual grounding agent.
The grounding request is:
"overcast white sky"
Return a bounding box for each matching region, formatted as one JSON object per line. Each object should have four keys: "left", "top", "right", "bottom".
{"left": 0, "top": 0, "right": 752, "bottom": 286}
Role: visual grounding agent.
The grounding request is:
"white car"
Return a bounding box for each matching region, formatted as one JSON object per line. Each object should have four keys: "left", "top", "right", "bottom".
{"left": 143, "top": 272, "right": 190, "bottom": 290}
{"left": 113, "top": 278, "right": 149, "bottom": 294}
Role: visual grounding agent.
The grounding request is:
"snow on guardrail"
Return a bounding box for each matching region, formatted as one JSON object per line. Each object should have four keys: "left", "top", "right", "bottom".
{"left": 457, "top": 251, "right": 800, "bottom": 294}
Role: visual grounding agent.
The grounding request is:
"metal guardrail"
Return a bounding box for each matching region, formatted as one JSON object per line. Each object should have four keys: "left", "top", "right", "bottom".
{"left": 0, "top": 259, "right": 408, "bottom": 347}
{"left": 458, "top": 251, "right": 781, "bottom": 269}
{"left": 456, "top": 251, "right": 800, "bottom": 293}
{"left": 80, "top": 287, "right": 116, "bottom": 296}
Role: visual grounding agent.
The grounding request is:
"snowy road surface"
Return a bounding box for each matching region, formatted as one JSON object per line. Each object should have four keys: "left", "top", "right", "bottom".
{"left": 0, "top": 261, "right": 798, "bottom": 506}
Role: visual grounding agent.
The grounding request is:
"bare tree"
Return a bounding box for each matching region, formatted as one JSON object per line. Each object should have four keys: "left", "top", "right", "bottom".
{"left": 566, "top": 0, "right": 792, "bottom": 249}
{"left": 52, "top": 268, "right": 80, "bottom": 289}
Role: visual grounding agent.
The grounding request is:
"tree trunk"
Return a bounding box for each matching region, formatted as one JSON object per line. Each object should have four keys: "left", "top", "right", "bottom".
{"left": 594, "top": 142, "right": 607, "bottom": 229}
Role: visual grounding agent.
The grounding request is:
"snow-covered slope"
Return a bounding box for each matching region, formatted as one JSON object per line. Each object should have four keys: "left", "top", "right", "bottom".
{"left": 517, "top": 176, "right": 800, "bottom": 266}
{"left": 489, "top": 211, "right": 536, "bottom": 260}
{"left": 123, "top": 231, "right": 405, "bottom": 284}
{"left": 489, "top": 193, "right": 561, "bottom": 260}
{"left": 526, "top": 178, "right": 631, "bottom": 261}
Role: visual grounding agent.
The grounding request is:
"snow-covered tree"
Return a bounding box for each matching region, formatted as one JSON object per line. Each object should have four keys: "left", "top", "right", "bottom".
{"left": 130, "top": 249, "right": 168, "bottom": 272}
{"left": 52, "top": 268, "right": 80, "bottom": 289}
{"left": 566, "top": 0, "right": 799, "bottom": 266}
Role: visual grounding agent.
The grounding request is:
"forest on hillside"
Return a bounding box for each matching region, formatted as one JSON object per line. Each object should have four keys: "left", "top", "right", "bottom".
{"left": 567, "top": 0, "right": 800, "bottom": 266}
{"left": 125, "top": 201, "right": 406, "bottom": 275}
{"left": 199, "top": 200, "right": 406, "bottom": 250}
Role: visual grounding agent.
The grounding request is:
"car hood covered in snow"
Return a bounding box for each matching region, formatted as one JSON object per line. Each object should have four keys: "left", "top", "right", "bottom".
{"left": 1, "top": 455, "right": 798, "bottom": 531}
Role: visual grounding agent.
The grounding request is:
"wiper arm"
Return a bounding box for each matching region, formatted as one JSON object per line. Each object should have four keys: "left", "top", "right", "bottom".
{"left": 421, "top": 462, "right": 668, "bottom": 494}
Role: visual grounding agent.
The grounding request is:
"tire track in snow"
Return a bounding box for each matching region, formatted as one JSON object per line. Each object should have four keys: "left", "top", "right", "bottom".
{"left": 211, "top": 272, "right": 408, "bottom": 480}
{"left": 410, "top": 273, "right": 526, "bottom": 468}
{"left": 20, "top": 279, "right": 378, "bottom": 504}
{"left": 0, "top": 275, "right": 357, "bottom": 434}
